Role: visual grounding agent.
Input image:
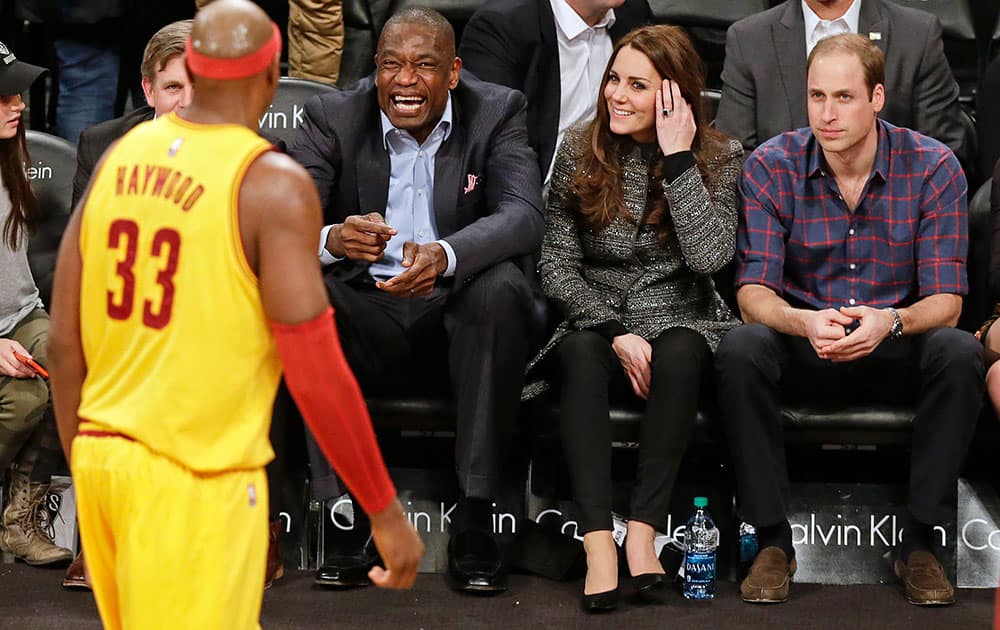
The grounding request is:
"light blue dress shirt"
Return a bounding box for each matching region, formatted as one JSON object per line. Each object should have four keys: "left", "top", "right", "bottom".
{"left": 318, "top": 95, "right": 458, "bottom": 281}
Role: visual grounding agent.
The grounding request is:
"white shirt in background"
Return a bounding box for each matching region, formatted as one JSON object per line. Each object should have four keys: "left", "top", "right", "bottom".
{"left": 802, "top": 0, "right": 861, "bottom": 56}
{"left": 547, "top": 0, "right": 616, "bottom": 184}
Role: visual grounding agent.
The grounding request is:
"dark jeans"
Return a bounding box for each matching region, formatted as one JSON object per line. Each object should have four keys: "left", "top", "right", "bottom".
{"left": 716, "top": 324, "right": 984, "bottom": 528}
{"left": 552, "top": 327, "right": 712, "bottom": 534}
{"left": 53, "top": 24, "right": 119, "bottom": 144}
{"left": 306, "top": 261, "right": 542, "bottom": 506}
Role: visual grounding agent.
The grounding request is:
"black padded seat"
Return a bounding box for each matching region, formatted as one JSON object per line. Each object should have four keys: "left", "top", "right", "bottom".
{"left": 648, "top": 0, "right": 770, "bottom": 29}
{"left": 25, "top": 130, "right": 76, "bottom": 307}
{"left": 780, "top": 404, "right": 914, "bottom": 445}
{"left": 994, "top": 10, "right": 1000, "bottom": 58}
{"left": 367, "top": 396, "right": 457, "bottom": 433}
{"left": 887, "top": 0, "right": 975, "bottom": 42}
{"left": 887, "top": 0, "right": 978, "bottom": 99}
{"left": 648, "top": 0, "right": 771, "bottom": 89}
{"left": 261, "top": 77, "right": 338, "bottom": 149}
{"left": 365, "top": 395, "right": 916, "bottom": 449}
{"left": 700, "top": 88, "right": 721, "bottom": 126}
{"left": 964, "top": 178, "right": 993, "bottom": 331}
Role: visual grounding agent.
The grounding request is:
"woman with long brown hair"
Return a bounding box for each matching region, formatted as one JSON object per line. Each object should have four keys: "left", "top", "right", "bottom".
{"left": 0, "top": 44, "right": 72, "bottom": 566}
{"left": 523, "top": 25, "right": 742, "bottom": 611}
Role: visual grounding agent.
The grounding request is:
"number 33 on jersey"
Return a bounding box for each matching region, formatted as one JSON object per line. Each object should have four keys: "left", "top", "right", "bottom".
{"left": 75, "top": 113, "right": 283, "bottom": 472}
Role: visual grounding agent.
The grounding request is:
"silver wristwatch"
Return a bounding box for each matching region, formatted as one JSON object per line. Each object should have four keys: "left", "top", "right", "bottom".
{"left": 887, "top": 307, "right": 903, "bottom": 339}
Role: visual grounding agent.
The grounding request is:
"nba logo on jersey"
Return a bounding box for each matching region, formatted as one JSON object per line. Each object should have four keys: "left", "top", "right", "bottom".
{"left": 168, "top": 138, "right": 184, "bottom": 157}
{"left": 248, "top": 483, "right": 257, "bottom": 507}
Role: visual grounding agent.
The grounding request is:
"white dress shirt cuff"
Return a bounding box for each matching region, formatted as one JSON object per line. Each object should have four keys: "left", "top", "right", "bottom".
{"left": 318, "top": 225, "right": 343, "bottom": 265}
{"left": 436, "top": 239, "right": 457, "bottom": 277}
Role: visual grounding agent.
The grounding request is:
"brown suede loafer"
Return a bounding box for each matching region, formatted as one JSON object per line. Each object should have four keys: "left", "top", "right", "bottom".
{"left": 741, "top": 546, "right": 796, "bottom": 604}
{"left": 894, "top": 550, "right": 954, "bottom": 606}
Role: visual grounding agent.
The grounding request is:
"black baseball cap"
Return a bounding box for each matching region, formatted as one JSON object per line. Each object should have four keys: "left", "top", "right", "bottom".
{"left": 0, "top": 41, "right": 47, "bottom": 96}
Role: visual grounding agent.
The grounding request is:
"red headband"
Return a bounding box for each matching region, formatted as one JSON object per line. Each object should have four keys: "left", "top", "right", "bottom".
{"left": 185, "top": 22, "right": 281, "bottom": 80}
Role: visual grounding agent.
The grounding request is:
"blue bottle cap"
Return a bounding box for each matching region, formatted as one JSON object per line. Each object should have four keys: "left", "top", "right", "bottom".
{"left": 694, "top": 496, "right": 708, "bottom": 508}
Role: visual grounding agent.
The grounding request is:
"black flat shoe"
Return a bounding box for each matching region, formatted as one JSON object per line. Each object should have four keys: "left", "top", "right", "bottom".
{"left": 581, "top": 587, "right": 619, "bottom": 613}
{"left": 446, "top": 529, "right": 508, "bottom": 594}
{"left": 631, "top": 573, "right": 668, "bottom": 601}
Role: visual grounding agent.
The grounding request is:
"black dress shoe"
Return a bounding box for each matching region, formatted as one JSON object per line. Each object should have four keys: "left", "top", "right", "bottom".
{"left": 446, "top": 529, "right": 508, "bottom": 594}
{"left": 581, "top": 587, "right": 619, "bottom": 613}
{"left": 315, "top": 544, "right": 380, "bottom": 588}
{"left": 631, "top": 573, "right": 668, "bottom": 601}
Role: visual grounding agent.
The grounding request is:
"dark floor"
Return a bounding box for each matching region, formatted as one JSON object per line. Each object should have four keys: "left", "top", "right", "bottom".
{"left": 0, "top": 563, "right": 995, "bottom": 629}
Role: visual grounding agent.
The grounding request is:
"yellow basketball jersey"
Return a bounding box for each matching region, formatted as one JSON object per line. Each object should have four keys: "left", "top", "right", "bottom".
{"left": 77, "top": 112, "right": 280, "bottom": 472}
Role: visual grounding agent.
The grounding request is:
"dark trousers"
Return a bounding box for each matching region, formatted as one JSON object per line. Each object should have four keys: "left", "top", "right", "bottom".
{"left": 306, "top": 261, "right": 542, "bottom": 504}
{"left": 716, "top": 324, "right": 984, "bottom": 528}
{"left": 552, "top": 327, "right": 712, "bottom": 534}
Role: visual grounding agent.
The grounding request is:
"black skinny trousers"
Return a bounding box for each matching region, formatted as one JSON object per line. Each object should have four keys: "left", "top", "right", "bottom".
{"left": 552, "top": 327, "right": 713, "bottom": 534}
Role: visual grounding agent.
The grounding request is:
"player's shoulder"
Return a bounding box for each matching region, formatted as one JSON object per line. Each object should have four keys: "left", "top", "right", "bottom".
{"left": 242, "top": 150, "right": 314, "bottom": 204}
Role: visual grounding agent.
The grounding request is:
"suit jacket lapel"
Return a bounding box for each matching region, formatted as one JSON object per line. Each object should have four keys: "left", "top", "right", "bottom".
{"left": 859, "top": 0, "right": 888, "bottom": 56}
{"left": 537, "top": 0, "right": 560, "bottom": 173}
{"left": 774, "top": 1, "right": 808, "bottom": 129}
{"left": 356, "top": 106, "right": 390, "bottom": 220}
{"left": 434, "top": 106, "right": 463, "bottom": 239}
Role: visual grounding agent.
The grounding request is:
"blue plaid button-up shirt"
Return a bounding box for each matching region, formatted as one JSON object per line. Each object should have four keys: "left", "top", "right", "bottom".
{"left": 736, "top": 120, "right": 968, "bottom": 311}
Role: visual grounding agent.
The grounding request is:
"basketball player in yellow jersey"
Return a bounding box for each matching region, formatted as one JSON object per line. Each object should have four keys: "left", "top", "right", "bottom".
{"left": 47, "top": 1, "right": 424, "bottom": 628}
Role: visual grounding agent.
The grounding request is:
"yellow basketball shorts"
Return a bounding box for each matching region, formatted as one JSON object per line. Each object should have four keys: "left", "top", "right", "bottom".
{"left": 72, "top": 430, "right": 268, "bottom": 630}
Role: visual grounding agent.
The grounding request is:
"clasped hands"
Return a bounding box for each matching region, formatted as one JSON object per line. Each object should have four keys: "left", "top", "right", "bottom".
{"left": 326, "top": 212, "right": 447, "bottom": 296}
{"left": 806, "top": 306, "right": 895, "bottom": 362}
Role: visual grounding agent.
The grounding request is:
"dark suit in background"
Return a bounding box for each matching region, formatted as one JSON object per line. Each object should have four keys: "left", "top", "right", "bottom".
{"left": 715, "top": 0, "right": 971, "bottom": 169}
{"left": 72, "top": 105, "right": 153, "bottom": 207}
{"left": 290, "top": 71, "right": 544, "bottom": 509}
{"left": 73, "top": 106, "right": 287, "bottom": 206}
{"left": 459, "top": 0, "right": 651, "bottom": 179}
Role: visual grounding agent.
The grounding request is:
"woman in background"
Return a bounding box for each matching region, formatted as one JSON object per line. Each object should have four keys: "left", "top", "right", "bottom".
{"left": 0, "top": 43, "right": 73, "bottom": 566}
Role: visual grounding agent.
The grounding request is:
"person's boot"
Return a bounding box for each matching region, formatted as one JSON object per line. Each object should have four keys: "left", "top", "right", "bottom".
{"left": 264, "top": 519, "right": 285, "bottom": 589}
{"left": 0, "top": 472, "right": 73, "bottom": 565}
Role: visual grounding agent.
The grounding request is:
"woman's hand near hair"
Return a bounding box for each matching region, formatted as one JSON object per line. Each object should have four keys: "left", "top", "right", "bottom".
{"left": 655, "top": 79, "right": 696, "bottom": 156}
{"left": 0, "top": 338, "right": 36, "bottom": 378}
{"left": 612, "top": 333, "right": 652, "bottom": 399}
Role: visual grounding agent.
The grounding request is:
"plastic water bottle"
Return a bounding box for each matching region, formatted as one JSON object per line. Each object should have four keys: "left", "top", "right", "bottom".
{"left": 683, "top": 496, "right": 719, "bottom": 600}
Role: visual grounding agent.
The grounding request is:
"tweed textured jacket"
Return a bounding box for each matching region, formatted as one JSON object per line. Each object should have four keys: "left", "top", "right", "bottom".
{"left": 523, "top": 126, "right": 742, "bottom": 398}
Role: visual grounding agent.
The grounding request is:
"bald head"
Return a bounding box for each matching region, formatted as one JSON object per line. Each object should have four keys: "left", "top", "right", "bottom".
{"left": 182, "top": 0, "right": 281, "bottom": 128}
{"left": 190, "top": 0, "right": 275, "bottom": 63}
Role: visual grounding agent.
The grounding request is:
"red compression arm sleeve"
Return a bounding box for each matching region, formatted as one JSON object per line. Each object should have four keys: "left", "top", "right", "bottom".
{"left": 270, "top": 307, "right": 396, "bottom": 515}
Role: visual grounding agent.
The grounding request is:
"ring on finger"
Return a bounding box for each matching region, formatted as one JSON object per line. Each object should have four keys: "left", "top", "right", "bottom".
{"left": 662, "top": 107, "right": 671, "bottom": 117}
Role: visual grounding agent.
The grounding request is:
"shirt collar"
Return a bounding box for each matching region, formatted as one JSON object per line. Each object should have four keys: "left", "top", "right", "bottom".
{"left": 550, "top": 0, "right": 616, "bottom": 41}
{"left": 380, "top": 92, "right": 453, "bottom": 150}
{"left": 807, "top": 118, "right": 890, "bottom": 182}
{"left": 802, "top": 0, "right": 861, "bottom": 45}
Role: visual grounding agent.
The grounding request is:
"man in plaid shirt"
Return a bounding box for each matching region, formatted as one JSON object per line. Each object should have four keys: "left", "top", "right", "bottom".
{"left": 717, "top": 34, "right": 984, "bottom": 607}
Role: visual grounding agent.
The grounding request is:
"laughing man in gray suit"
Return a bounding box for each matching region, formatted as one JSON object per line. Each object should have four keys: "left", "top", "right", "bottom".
{"left": 289, "top": 7, "right": 544, "bottom": 595}
{"left": 715, "top": 0, "right": 971, "bottom": 168}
